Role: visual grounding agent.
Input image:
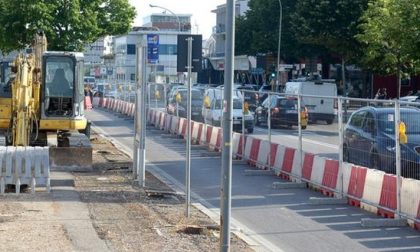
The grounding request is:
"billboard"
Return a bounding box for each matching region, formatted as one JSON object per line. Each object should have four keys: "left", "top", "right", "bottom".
{"left": 147, "top": 34, "right": 159, "bottom": 64}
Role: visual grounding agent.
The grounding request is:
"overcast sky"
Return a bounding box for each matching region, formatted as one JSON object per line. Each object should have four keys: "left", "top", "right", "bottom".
{"left": 128, "top": 0, "right": 226, "bottom": 39}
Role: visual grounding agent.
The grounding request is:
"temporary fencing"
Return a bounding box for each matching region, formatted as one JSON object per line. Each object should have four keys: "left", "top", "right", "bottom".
{"left": 102, "top": 84, "right": 420, "bottom": 230}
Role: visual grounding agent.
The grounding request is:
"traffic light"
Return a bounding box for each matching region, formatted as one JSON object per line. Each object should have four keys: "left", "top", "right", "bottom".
{"left": 269, "top": 64, "right": 276, "bottom": 80}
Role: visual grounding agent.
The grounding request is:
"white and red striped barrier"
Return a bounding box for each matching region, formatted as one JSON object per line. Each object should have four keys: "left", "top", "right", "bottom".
{"left": 137, "top": 108, "right": 420, "bottom": 230}
{"left": 208, "top": 126, "right": 222, "bottom": 152}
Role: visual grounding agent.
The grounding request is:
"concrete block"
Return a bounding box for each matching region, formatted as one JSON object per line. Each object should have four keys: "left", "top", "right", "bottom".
{"left": 361, "top": 218, "right": 407, "bottom": 228}
{"left": 308, "top": 197, "right": 347, "bottom": 205}
{"left": 272, "top": 181, "right": 307, "bottom": 189}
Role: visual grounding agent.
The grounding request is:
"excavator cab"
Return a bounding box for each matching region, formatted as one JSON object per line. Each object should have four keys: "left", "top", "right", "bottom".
{"left": 40, "top": 52, "right": 87, "bottom": 131}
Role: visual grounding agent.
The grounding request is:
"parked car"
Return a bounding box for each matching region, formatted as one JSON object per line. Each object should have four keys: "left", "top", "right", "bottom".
{"left": 167, "top": 88, "right": 203, "bottom": 121}
{"left": 400, "top": 91, "right": 420, "bottom": 103}
{"left": 343, "top": 106, "right": 420, "bottom": 179}
{"left": 235, "top": 84, "right": 259, "bottom": 111}
{"left": 203, "top": 97, "right": 254, "bottom": 133}
{"left": 254, "top": 95, "right": 308, "bottom": 129}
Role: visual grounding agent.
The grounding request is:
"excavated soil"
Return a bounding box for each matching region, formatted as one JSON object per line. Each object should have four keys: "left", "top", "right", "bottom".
{"left": 0, "top": 132, "right": 253, "bottom": 252}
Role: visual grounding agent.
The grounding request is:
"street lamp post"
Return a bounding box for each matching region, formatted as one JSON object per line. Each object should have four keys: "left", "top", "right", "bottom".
{"left": 276, "top": 0, "right": 283, "bottom": 92}
{"left": 149, "top": 4, "right": 181, "bottom": 32}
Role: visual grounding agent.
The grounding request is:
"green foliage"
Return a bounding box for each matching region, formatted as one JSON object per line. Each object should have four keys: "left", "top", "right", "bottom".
{"left": 0, "top": 0, "right": 136, "bottom": 52}
{"left": 356, "top": 0, "right": 420, "bottom": 76}
{"left": 291, "top": 0, "right": 369, "bottom": 62}
{"left": 235, "top": 0, "right": 302, "bottom": 61}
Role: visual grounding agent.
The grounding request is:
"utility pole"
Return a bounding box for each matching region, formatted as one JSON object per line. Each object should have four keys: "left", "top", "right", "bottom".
{"left": 220, "top": 0, "right": 235, "bottom": 251}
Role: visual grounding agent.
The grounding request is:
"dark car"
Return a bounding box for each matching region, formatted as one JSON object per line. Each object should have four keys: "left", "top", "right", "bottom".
{"left": 254, "top": 95, "right": 308, "bottom": 129}
{"left": 235, "top": 84, "right": 259, "bottom": 111}
{"left": 343, "top": 106, "right": 420, "bottom": 179}
{"left": 167, "top": 88, "right": 203, "bottom": 121}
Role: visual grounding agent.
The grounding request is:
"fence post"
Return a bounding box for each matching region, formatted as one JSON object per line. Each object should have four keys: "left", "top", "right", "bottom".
{"left": 297, "top": 94, "right": 303, "bottom": 180}
{"left": 394, "top": 100, "right": 401, "bottom": 218}
{"left": 337, "top": 97, "right": 344, "bottom": 197}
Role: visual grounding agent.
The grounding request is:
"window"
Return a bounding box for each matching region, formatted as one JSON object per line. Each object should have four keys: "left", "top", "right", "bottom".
{"left": 130, "top": 74, "right": 135, "bottom": 81}
{"left": 45, "top": 56, "right": 74, "bottom": 98}
{"left": 349, "top": 111, "right": 366, "bottom": 128}
{"left": 362, "top": 112, "right": 375, "bottom": 133}
{"left": 159, "top": 44, "right": 177, "bottom": 55}
{"left": 127, "top": 44, "right": 136, "bottom": 55}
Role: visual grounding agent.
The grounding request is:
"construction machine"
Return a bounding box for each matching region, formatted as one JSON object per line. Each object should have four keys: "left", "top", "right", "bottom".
{"left": 0, "top": 31, "right": 92, "bottom": 171}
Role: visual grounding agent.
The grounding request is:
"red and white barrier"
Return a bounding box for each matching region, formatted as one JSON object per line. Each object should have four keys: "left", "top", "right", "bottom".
{"left": 401, "top": 178, "right": 420, "bottom": 228}
{"left": 84, "top": 96, "right": 92, "bottom": 110}
{"left": 191, "top": 122, "right": 203, "bottom": 144}
{"left": 360, "top": 169, "right": 385, "bottom": 214}
{"left": 378, "top": 174, "right": 397, "bottom": 218}
{"left": 170, "top": 116, "right": 179, "bottom": 134}
{"left": 92, "top": 97, "right": 100, "bottom": 107}
{"left": 231, "top": 133, "right": 245, "bottom": 159}
{"left": 208, "top": 126, "right": 221, "bottom": 152}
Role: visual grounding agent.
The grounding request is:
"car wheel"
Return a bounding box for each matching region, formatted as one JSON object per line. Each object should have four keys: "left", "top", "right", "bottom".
{"left": 247, "top": 128, "right": 254, "bottom": 134}
{"left": 343, "top": 144, "right": 350, "bottom": 162}
{"left": 326, "top": 119, "right": 334, "bottom": 124}
{"left": 370, "top": 151, "right": 381, "bottom": 171}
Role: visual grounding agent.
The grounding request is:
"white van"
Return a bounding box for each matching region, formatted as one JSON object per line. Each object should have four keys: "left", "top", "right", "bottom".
{"left": 285, "top": 80, "right": 337, "bottom": 124}
{"left": 202, "top": 87, "right": 254, "bottom": 133}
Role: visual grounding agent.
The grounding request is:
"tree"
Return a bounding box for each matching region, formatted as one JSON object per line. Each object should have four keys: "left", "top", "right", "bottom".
{"left": 357, "top": 0, "right": 420, "bottom": 98}
{"left": 291, "top": 0, "right": 368, "bottom": 63}
{"left": 0, "top": 0, "right": 136, "bottom": 52}
{"left": 235, "top": 0, "right": 302, "bottom": 61}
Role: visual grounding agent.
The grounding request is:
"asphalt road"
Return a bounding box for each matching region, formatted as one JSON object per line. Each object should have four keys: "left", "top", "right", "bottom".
{"left": 86, "top": 108, "right": 420, "bottom": 252}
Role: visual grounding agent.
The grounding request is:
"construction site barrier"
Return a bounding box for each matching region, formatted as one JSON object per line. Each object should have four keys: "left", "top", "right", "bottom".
{"left": 0, "top": 146, "right": 50, "bottom": 194}
{"left": 139, "top": 108, "right": 420, "bottom": 230}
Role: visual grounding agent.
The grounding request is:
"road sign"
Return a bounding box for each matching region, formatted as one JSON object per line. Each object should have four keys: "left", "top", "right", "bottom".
{"left": 147, "top": 34, "right": 159, "bottom": 64}
{"left": 177, "top": 34, "right": 202, "bottom": 72}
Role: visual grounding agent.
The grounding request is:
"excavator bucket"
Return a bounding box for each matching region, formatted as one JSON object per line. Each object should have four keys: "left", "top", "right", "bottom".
{"left": 0, "top": 146, "right": 50, "bottom": 194}
{"left": 49, "top": 146, "right": 92, "bottom": 171}
{"left": 47, "top": 132, "right": 92, "bottom": 172}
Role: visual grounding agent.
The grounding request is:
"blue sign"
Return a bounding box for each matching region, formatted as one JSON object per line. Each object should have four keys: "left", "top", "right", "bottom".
{"left": 147, "top": 34, "right": 159, "bottom": 64}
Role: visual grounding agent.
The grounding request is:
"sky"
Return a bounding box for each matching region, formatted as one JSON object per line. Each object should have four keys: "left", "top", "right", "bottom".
{"left": 128, "top": 0, "right": 226, "bottom": 39}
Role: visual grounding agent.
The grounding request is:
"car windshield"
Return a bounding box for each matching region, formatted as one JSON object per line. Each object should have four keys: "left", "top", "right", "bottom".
{"left": 177, "top": 90, "right": 203, "bottom": 102}
{"left": 378, "top": 111, "right": 420, "bottom": 134}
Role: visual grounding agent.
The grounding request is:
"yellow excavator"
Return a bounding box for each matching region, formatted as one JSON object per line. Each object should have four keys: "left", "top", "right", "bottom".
{"left": 0, "top": 30, "right": 91, "bottom": 171}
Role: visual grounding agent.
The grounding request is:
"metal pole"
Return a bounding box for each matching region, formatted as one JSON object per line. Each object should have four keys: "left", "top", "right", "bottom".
{"left": 276, "top": 0, "right": 283, "bottom": 92}
{"left": 185, "top": 37, "right": 193, "bottom": 218}
{"left": 154, "top": 84, "right": 158, "bottom": 109}
{"left": 147, "top": 82, "right": 151, "bottom": 110}
{"left": 139, "top": 45, "right": 148, "bottom": 188}
{"left": 220, "top": 0, "right": 234, "bottom": 251}
{"left": 394, "top": 101, "right": 401, "bottom": 218}
{"left": 242, "top": 90, "right": 245, "bottom": 157}
{"left": 297, "top": 94, "right": 302, "bottom": 178}
{"left": 342, "top": 58, "right": 348, "bottom": 120}
{"left": 337, "top": 97, "right": 344, "bottom": 196}
{"left": 268, "top": 93, "right": 272, "bottom": 169}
